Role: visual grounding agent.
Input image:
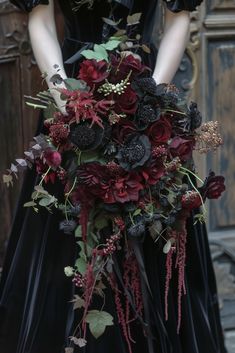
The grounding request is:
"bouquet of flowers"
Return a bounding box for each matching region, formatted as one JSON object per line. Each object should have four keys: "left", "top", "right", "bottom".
{"left": 3, "top": 14, "right": 225, "bottom": 353}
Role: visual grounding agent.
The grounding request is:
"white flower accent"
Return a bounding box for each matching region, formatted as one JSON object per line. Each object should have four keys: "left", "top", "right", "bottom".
{"left": 64, "top": 266, "right": 74, "bottom": 277}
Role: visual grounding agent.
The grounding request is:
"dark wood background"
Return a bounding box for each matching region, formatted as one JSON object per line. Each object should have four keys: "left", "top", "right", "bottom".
{"left": 0, "top": 0, "right": 234, "bottom": 266}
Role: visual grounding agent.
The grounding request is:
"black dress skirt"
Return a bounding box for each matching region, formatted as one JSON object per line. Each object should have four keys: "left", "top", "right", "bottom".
{"left": 0, "top": 1, "right": 227, "bottom": 353}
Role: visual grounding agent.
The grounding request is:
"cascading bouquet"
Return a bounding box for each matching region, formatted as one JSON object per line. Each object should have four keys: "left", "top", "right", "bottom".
{"left": 3, "top": 13, "right": 225, "bottom": 353}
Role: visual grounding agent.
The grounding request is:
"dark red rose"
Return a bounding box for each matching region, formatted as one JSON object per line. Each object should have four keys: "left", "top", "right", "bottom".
{"left": 142, "top": 159, "right": 165, "bottom": 185}
{"left": 181, "top": 191, "right": 202, "bottom": 210}
{"left": 110, "top": 54, "right": 147, "bottom": 82}
{"left": 101, "top": 174, "right": 143, "bottom": 204}
{"left": 43, "top": 150, "right": 62, "bottom": 169}
{"left": 200, "top": 172, "right": 226, "bottom": 200}
{"left": 147, "top": 117, "right": 172, "bottom": 144}
{"left": 114, "top": 87, "right": 138, "bottom": 115}
{"left": 113, "top": 120, "right": 136, "bottom": 143}
{"left": 170, "top": 137, "right": 195, "bottom": 161}
{"left": 78, "top": 59, "right": 108, "bottom": 87}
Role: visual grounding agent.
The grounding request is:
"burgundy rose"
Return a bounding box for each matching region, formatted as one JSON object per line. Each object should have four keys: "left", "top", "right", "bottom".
{"left": 78, "top": 59, "right": 108, "bottom": 87}
{"left": 114, "top": 87, "right": 138, "bottom": 115}
{"left": 170, "top": 137, "right": 195, "bottom": 161}
{"left": 43, "top": 150, "right": 62, "bottom": 168}
{"left": 101, "top": 174, "right": 143, "bottom": 204}
{"left": 110, "top": 54, "right": 147, "bottom": 82}
{"left": 112, "top": 120, "right": 136, "bottom": 143}
{"left": 181, "top": 191, "right": 202, "bottom": 210}
{"left": 200, "top": 172, "right": 226, "bottom": 200}
{"left": 147, "top": 117, "right": 172, "bottom": 145}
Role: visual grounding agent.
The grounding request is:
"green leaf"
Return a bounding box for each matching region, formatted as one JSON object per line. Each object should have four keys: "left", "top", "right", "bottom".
{"left": 85, "top": 310, "right": 114, "bottom": 339}
{"left": 127, "top": 12, "right": 142, "bottom": 26}
{"left": 81, "top": 150, "right": 100, "bottom": 163}
{"left": 34, "top": 185, "right": 49, "bottom": 195}
{"left": 75, "top": 257, "right": 87, "bottom": 275}
{"left": 70, "top": 295, "right": 85, "bottom": 310}
{"left": 94, "top": 215, "right": 109, "bottom": 230}
{"left": 39, "top": 196, "right": 56, "bottom": 207}
{"left": 82, "top": 44, "right": 108, "bottom": 62}
{"left": 65, "top": 348, "right": 74, "bottom": 353}
{"left": 75, "top": 225, "right": 82, "bottom": 238}
{"left": 24, "top": 201, "right": 37, "bottom": 208}
{"left": 64, "top": 78, "right": 88, "bottom": 91}
{"left": 101, "top": 39, "right": 121, "bottom": 51}
{"left": 2, "top": 174, "right": 13, "bottom": 187}
{"left": 133, "top": 208, "right": 142, "bottom": 217}
{"left": 77, "top": 241, "right": 92, "bottom": 258}
{"left": 43, "top": 102, "right": 58, "bottom": 120}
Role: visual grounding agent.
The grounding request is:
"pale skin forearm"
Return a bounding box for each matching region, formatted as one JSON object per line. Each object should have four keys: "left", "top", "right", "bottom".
{"left": 153, "top": 8, "right": 190, "bottom": 84}
{"left": 28, "top": 1, "right": 190, "bottom": 112}
{"left": 28, "top": 0, "right": 67, "bottom": 113}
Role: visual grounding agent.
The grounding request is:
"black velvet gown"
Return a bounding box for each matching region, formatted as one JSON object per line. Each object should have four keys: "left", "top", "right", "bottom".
{"left": 0, "top": 1, "right": 228, "bottom": 353}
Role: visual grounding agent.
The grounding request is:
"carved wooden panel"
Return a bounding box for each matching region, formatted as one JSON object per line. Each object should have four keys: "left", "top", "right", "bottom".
{"left": 198, "top": 1, "right": 235, "bottom": 237}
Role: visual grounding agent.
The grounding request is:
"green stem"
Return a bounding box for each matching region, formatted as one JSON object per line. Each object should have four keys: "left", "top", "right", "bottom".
{"left": 179, "top": 166, "right": 204, "bottom": 185}
{"left": 64, "top": 177, "right": 78, "bottom": 221}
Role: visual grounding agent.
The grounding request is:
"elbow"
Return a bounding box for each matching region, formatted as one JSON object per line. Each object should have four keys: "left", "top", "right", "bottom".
{"left": 164, "top": 9, "right": 190, "bottom": 32}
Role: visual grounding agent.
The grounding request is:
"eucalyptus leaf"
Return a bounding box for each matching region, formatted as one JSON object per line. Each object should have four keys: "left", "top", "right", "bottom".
{"left": 163, "top": 240, "right": 172, "bottom": 254}
{"left": 65, "top": 348, "right": 74, "bottom": 353}
{"left": 64, "top": 78, "right": 88, "bottom": 91}
{"left": 24, "top": 201, "right": 37, "bottom": 208}
{"left": 2, "top": 174, "right": 13, "bottom": 187}
{"left": 127, "top": 13, "right": 142, "bottom": 26}
{"left": 101, "top": 39, "right": 121, "bottom": 51}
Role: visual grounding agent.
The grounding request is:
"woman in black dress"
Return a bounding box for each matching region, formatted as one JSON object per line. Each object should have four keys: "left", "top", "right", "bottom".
{"left": 0, "top": 1, "right": 227, "bottom": 353}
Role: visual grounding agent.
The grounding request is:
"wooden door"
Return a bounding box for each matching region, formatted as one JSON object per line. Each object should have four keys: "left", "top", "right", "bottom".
{"left": 192, "top": 2, "right": 235, "bottom": 240}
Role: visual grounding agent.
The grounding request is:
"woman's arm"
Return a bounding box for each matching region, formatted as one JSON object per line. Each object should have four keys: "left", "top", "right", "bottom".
{"left": 152, "top": 8, "right": 190, "bottom": 84}
{"left": 28, "top": 0, "right": 67, "bottom": 113}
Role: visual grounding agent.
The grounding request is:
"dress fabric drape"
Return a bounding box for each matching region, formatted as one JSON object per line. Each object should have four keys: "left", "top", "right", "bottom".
{"left": 0, "top": 1, "right": 227, "bottom": 353}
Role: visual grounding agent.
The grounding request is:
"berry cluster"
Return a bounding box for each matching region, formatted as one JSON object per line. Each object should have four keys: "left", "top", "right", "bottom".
{"left": 72, "top": 273, "right": 85, "bottom": 288}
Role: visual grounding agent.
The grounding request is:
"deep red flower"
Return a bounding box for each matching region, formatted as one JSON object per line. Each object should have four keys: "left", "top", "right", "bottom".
{"left": 114, "top": 87, "right": 138, "bottom": 115}
{"left": 110, "top": 54, "right": 147, "bottom": 83}
{"left": 181, "top": 191, "right": 202, "bottom": 210}
{"left": 35, "top": 159, "right": 57, "bottom": 183}
{"left": 200, "top": 172, "right": 226, "bottom": 200}
{"left": 49, "top": 123, "right": 70, "bottom": 144}
{"left": 78, "top": 59, "right": 108, "bottom": 87}
{"left": 147, "top": 117, "right": 172, "bottom": 144}
{"left": 170, "top": 137, "right": 195, "bottom": 161}
{"left": 112, "top": 120, "right": 136, "bottom": 143}
{"left": 141, "top": 158, "right": 166, "bottom": 185}
{"left": 43, "top": 150, "right": 62, "bottom": 169}
{"left": 101, "top": 174, "right": 143, "bottom": 204}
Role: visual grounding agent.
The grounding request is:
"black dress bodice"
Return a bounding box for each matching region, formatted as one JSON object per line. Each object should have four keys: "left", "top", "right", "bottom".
{"left": 10, "top": 0, "right": 203, "bottom": 44}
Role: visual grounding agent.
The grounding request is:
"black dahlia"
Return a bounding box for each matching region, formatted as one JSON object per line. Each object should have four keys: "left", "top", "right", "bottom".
{"left": 116, "top": 134, "right": 151, "bottom": 171}
{"left": 69, "top": 121, "right": 104, "bottom": 151}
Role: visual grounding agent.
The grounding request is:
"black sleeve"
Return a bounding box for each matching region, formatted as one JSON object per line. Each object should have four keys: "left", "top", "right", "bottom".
{"left": 10, "top": 0, "right": 49, "bottom": 12}
{"left": 163, "top": 0, "right": 203, "bottom": 12}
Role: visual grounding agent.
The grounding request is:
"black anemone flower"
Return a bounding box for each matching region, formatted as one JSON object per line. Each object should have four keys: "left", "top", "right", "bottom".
{"left": 135, "top": 100, "right": 161, "bottom": 130}
{"left": 69, "top": 121, "right": 104, "bottom": 151}
{"left": 116, "top": 134, "right": 151, "bottom": 171}
{"left": 188, "top": 101, "right": 202, "bottom": 130}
